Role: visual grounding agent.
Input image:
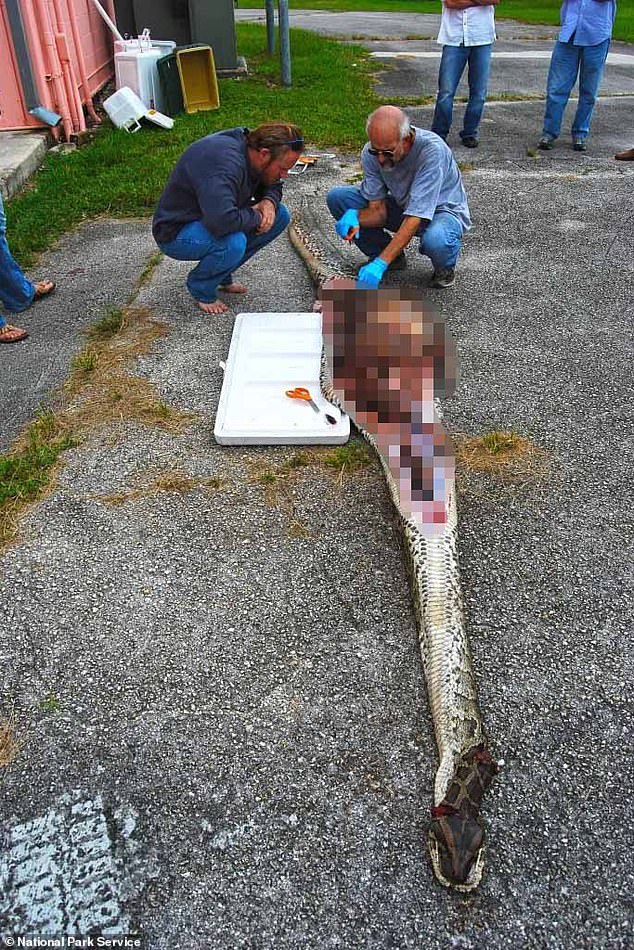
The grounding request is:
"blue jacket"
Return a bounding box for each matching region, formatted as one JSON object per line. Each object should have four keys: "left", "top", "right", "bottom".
{"left": 153, "top": 127, "right": 283, "bottom": 244}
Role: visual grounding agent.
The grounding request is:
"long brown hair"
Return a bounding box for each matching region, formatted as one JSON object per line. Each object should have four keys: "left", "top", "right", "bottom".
{"left": 246, "top": 122, "right": 304, "bottom": 157}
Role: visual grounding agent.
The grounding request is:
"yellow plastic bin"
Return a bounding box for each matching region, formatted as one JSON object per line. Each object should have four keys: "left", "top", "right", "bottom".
{"left": 175, "top": 45, "right": 220, "bottom": 113}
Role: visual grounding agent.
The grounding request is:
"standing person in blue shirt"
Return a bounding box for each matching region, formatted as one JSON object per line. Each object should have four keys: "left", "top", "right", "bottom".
{"left": 538, "top": 0, "right": 617, "bottom": 152}
{"left": 432, "top": 0, "right": 499, "bottom": 148}
{"left": 327, "top": 106, "right": 471, "bottom": 289}
{"left": 153, "top": 123, "right": 303, "bottom": 314}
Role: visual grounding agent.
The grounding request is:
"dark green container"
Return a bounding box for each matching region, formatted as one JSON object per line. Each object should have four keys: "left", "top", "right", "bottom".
{"left": 157, "top": 53, "right": 184, "bottom": 117}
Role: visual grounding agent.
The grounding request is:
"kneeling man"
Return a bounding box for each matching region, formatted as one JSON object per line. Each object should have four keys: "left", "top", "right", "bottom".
{"left": 153, "top": 122, "right": 304, "bottom": 313}
{"left": 327, "top": 106, "right": 470, "bottom": 289}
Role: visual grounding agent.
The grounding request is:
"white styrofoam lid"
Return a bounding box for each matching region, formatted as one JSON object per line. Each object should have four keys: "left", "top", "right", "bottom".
{"left": 214, "top": 313, "right": 350, "bottom": 445}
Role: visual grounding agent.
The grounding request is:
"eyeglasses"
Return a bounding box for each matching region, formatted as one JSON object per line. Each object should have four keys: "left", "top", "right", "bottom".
{"left": 368, "top": 146, "right": 398, "bottom": 158}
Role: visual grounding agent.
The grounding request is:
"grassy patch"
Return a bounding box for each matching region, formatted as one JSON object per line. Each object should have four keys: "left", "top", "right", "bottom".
{"left": 6, "top": 24, "right": 380, "bottom": 267}
{"left": 40, "top": 693, "right": 61, "bottom": 713}
{"left": 455, "top": 430, "right": 549, "bottom": 482}
{"left": 239, "top": 0, "right": 633, "bottom": 42}
{"left": 138, "top": 251, "right": 163, "bottom": 287}
{"left": 251, "top": 451, "right": 318, "bottom": 537}
{"left": 0, "top": 305, "right": 192, "bottom": 551}
{"left": 87, "top": 308, "right": 126, "bottom": 341}
{"left": 0, "top": 712, "right": 19, "bottom": 767}
{"left": 71, "top": 350, "right": 99, "bottom": 374}
{"left": 526, "top": 147, "right": 540, "bottom": 159}
{"left": 0, "top": 412, "right": 76, "bottom": 545}
{"left": 323, "top": 441, "right": 372, "bottom": 475}
{"left": 98, "top": 472, "right": 224, "bottom": 506}
{"left": 457, "top": 161, "right": 474, "bottom": 173}
{"left": 63, "top": 306, "right": 192, "bottom": 434}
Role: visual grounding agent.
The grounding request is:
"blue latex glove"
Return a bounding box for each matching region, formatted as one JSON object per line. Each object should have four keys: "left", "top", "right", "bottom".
{"left": 357, "top": 257, "right": 388, "bottom": 289}
{"left": 335, "top": 208, "right": 360, "bottom": 241}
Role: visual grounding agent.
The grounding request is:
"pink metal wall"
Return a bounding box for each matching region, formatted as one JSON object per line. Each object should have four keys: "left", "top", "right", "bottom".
{"left": 0, "top": 0, "right": 115, "bottom": 136}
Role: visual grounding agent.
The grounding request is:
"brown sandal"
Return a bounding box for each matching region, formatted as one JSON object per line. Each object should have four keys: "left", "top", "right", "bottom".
{"left": 0, "top": 324, "right": 29, "bottom": 344}
{"left": 33, "top": 279, "right": 56, "bottom": 300}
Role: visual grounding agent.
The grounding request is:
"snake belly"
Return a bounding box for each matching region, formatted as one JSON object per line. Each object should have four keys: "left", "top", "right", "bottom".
{"left": 288, "top": 207, "right": 498, "bottom": 891}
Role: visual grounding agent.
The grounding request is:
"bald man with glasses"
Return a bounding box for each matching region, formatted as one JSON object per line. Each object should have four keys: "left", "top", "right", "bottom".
{"left": 326, "top": 106, "right": 471, "bottom": 289}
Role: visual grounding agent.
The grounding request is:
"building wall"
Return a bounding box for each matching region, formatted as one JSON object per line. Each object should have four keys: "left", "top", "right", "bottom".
{"left": 0, "top": 0, "right": 115, "bottom": 133}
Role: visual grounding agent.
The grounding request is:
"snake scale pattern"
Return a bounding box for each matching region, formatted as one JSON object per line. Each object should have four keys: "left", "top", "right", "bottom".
{"left": 288, "top": 205, "right": 498, "bottom": 891}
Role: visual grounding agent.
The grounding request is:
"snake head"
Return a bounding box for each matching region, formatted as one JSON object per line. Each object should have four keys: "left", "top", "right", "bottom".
{"left": 428, "top": 807, "right": 485, "bottom": 889}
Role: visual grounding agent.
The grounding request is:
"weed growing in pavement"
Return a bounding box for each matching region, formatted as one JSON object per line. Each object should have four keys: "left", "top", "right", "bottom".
{"left": 99, "top": 472, "right": 224, "bottom": 506}
{"left": 457, "top": 161, "right": 474, "bottom": 173}
{"left": 0, "top": 307, "right": 192, "bottom": 551}
{"left": 138, "top": 251, "right": 163, "bottom": 287}
{"left": 40, "top": 694, "right": 61, "bottom": 713}
{"left": 454, "top": 429, "right": 549, "bottom": 483}
{"left": 87, "top": 308, "right": 126, "bottom": 341}
{"left": 323, "top": 442, "right": 372, "bottom": 475}
{"left": 0, "top": 412, "right": 76, "bottom": 546}
{"left": 526, "top": 147, "right": 540, "bottom": 159}
{"left": 71, "top": 350, "right": 99, "bottom": 374}
{"left": 0, "top": 711, "right": 19, "bottom": 767}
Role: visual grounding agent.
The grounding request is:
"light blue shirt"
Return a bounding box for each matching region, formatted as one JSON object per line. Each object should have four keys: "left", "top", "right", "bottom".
{"left": 559, "top": 0, "right": 616, "bottom": 46}
{"left": 360, "top": 128, "right": 471, "bottom": 232}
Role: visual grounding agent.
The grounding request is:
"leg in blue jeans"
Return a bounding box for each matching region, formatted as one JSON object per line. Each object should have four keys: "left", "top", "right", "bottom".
{"left": 158, "top": 204, "right": 290, "bottom": 302}
{"left": 432, "top": 45, "right": 470, "bottom": 140}
{"left": 326, "top": 186, "right": 409, "bottom": 258}
{"left": 419, "top": 212, "right": 464, "bottom": 271}
{"left": 542, "top": 40, "right": 582, "bottom": 139}
{"left": 572, "top": 39, "right": 610, "bottom": 139}
{"left": 326, "top": 187, "right": 464, "bottom": 272}
{"left": 462, "top": 44, "right": 493, "bottom": 140}
{"left": 0, "top": 194, "right": 34, "bottom": 313}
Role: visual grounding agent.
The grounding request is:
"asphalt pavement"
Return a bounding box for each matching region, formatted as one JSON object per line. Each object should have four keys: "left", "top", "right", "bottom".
{"left": 1, "top": 13, "right": 633, "bottom": 950}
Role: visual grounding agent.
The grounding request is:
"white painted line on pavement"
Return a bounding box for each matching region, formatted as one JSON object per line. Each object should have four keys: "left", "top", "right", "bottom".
{"left": 370, "top": 51, "right": 634, "bottom": 66}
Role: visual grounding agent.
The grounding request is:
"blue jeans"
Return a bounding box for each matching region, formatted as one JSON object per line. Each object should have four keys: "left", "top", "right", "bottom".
{"left": 0, "top": 194, "right": 34, "bottom": 318}
{"left": 432, "top": 43, "right": 493, "bottom": 141}
{"left": 157, "top": 204, "right": 291, "bottom": 302}
{"left": 326, "top": 186, "right": 464, "bottom": 271}
{"left": 542, "top": 39, "right": 610, "bottom": 140}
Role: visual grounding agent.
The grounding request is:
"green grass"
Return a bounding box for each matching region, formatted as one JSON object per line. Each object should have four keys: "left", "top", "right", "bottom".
{"left": 238, "top": 0, "right": 633, "bottom": 43}
{"left": 0, "top": 413, "right": 75, "bottom": 518}
{"left": 323, "top": 442, "right": 371, "bottom": 471}
{"left": 6, "top": 10, "right": 631, "bottom": 266}
{"left": 6, "top": 24, "right": 379, "bottom": 266}
{"left": 86, "top": 307, "right": 125, "bottom": 340}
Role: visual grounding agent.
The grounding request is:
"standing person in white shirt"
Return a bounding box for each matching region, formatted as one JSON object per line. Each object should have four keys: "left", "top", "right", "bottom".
{"left": 431, "top": 0, "right": 499, "bottom": 148}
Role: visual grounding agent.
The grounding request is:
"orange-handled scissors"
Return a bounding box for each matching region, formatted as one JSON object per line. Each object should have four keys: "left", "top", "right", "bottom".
{"left": 285, "top": 387, "right": 337, "bottom": 425}
{"left": 285, "top": 386, "right": 321, "bottom": 413}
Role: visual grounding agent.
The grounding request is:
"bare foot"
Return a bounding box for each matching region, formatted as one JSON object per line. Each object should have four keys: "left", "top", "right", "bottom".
{"left": 197, "top": 299, "right": 229, "bottom": 314}
{"left": 218, "top": 282, "right": 248, "bottom": 294}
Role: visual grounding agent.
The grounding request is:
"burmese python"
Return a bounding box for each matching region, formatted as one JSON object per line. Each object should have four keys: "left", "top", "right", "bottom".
{"left": 288, "top": 206, "right": 498, "bottom": 891}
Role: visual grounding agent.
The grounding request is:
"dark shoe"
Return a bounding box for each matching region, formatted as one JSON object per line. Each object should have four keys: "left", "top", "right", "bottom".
{"left": 538, "top": 135, "right": 555, "bottom": 151}
{"left": 461, "top": 135, "right": 478, "bottom": 148}
{"left": 429, "top": 268, "right": 455, "bottom": 289}
{"left": 615, "top": 147, "right": 634, "bottom": 161}
{"left": 572, "top": 137, "right": 587, "bottom": 152}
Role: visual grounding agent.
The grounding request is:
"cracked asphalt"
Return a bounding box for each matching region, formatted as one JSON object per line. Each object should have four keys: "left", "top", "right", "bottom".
{"left": 1, "top": 13, "right": 633, "bottom": 950}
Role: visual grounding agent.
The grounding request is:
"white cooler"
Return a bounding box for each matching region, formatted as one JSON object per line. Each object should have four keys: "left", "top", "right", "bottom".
{"left": 114, "top": 43, "right": 175, "bottom": 112}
